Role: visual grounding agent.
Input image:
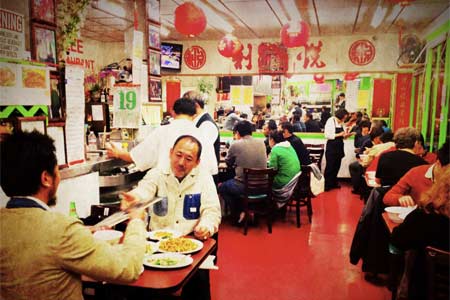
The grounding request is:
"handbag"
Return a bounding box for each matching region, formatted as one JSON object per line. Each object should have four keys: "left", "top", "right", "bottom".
{"left": 309, "top": 163, "right": 324, "bottom": 196}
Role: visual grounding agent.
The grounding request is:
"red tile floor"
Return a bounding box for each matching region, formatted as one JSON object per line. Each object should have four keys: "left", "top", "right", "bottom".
{"left": 211, "top": 182, "right": 391, "bottom": 300}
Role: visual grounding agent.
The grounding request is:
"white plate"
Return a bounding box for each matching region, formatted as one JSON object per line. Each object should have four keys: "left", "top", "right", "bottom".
{"left": 143, "top": 253, "right": 193, "bottom": 269}
{"left": 147, "top": 229, "right": 182, "bottom": 241}
{"left": 158, "top": 238, "right": 203, "bottom": 254}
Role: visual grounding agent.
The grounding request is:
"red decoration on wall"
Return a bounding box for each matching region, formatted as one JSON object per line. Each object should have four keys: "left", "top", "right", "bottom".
{"left": 166, "top": 80, "right": 181, "bottom": 114}
{"left": 349, "top": 39, "right": 376, "bottom": 66}
{"left": 296, "top": 41, "right": 326, "bottom": 69}
{"left": 393, "top": 73, "right": 412, "bottom": 130}
{"left": 217, "top": 34, "right": 243, "bottom": 58}
{"left": 184, "top": 45, "right": 206, "bottom": 70}
{"left": 344, "top": 72, "right": 360, "bottom": 81}
{"left": 258, "top": 43, "right": 288, "bottom": 75}
{"left": 313, "top": 74, "right": 325, "bottom": 84}
{"left": 174, "top": 2, "right": 206, "bottom": 36}
{"left": 372, "top": 78, "right": 392, "bottom": 118}
{"left": 280, "top": 21, "right": 310, "bottom": 48}
{"left": 232, "top": 44, "right": 252, "bottom": 70}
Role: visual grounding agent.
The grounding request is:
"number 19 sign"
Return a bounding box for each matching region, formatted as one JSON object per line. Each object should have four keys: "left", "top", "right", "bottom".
{"left": 113, "top": 85, "right": 141, "bottom": 128}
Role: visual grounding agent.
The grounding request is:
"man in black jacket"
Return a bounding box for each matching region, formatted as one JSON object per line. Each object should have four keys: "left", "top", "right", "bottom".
{"left": 281, "top": 122, "right": 311, "bottom": 166}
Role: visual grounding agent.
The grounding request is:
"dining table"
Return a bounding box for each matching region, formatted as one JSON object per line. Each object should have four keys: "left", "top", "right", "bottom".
{"left": 82, "top": 238, "right": 217, "bottom": 298}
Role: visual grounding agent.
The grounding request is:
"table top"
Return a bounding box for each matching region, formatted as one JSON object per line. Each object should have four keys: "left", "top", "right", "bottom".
{"left": 83, "top": 238, "right": 216, "bottom": 293}
{"left": 382, "top": 212, "right": 399, "bottom": 234}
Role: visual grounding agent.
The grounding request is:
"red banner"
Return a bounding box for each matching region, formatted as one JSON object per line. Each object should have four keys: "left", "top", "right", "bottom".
{"left": 165, "top": 81, "right": 181, "bottom": 113}
{"left": 372, "top": 78, "right": 392, "bottom": 118}
{"left": 393, "top": 73, "right": 412, "bottom": 130}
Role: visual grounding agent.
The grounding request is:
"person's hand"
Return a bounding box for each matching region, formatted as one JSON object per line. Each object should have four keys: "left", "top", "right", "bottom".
{"left": 194, "top": 225, "right": 211, "bottom": 240}
{"left": 119, "top": 192, "right": 146, "bottom": 221}
{"left": 106, "top": 142, "right": 120, "bottom": 159}
{"left": 87, "top": 225, "right": 110, "bottom": 233}
{"left": 398, "top": 195, "right": 415, "bottom": 207}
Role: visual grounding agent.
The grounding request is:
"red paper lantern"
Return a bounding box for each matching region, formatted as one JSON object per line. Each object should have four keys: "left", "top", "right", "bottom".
{"left": 174, "top": 2, "right": 207, "bottom": 36}
{"left": 280, "top": 21, "right": 310, "bottom": 48}
{"left": 217, "top": 34, "right": 243, "bottom": 58}
{"left": 313, "top": 74, "right": 325, "bottom": 84}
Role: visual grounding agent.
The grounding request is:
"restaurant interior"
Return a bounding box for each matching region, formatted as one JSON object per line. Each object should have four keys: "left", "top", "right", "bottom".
{"left": 0, "top": 0, "right": 449, "bottom": 299}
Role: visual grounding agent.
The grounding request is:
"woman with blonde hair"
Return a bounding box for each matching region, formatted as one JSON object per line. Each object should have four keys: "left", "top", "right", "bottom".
{"left": 391, "top": 167, "right": 450, "bottom": 299}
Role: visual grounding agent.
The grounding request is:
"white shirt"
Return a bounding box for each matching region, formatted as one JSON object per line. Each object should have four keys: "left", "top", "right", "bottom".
{"left": 324, "top": 117, "right": 344, "bottom": 140}
{"left": 130, "top": 119, "right": 218, "bottom": 175}
{"left": 193, "top": 112, "right": 219, "bottom": 143}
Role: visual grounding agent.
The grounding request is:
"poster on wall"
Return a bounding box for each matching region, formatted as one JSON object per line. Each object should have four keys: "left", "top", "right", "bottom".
{"left": 344, "top": 80, "right": 359, "bottom": 112}
{"left": 147, "top": 0, "right": 160, "bottom": 23}
{"left": 113, "top": 85, "right": 142, "bottom": 128}
{"left": 149, "top": 77, "right": 162, "bottom": 101}
{"left": 148, "top": 23, "right": 160, "bottom": 49}
{"left": 149, "top": 49, "right": 161, "bottom": 75}
{"left": 0, "top": 9, "right": 26, "bottom": 59}
{"left": 30, "top": 0, "right": 56, "bottom": 25}
{"left": 0, "top": 61, "right": 50, "bottom": 105}
{"left": 31, "top": 23, "right": 57, "bottom": 64}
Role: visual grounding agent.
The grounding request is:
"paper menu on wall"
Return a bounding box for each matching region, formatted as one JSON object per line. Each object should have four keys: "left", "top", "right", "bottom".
{"left": 345, "top": 80, "right": 360, "bottom": 113}
{"left": 65, "top": 65, "right": 85, "bottom": 165}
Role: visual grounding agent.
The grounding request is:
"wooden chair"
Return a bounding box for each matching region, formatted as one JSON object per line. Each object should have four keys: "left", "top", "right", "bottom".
{"left": 306, "top": 144, "right": 325, "bottom": 170}
{"left": 287, "top": 165, "right": 313, "bottom": 228}
{"left": 241, "top": 167, "right": 277, "bottom": 235}
{"left": 425, "top": 246, "right": 450, "bottom": 300}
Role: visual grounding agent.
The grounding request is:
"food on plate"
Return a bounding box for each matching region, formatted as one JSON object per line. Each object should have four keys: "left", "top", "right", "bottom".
{"left": 0, "top": 66, "right": 15, "bottom": 86}
{"left": 146, "top": 257, "right": 180, "bottom": 266}
{"left": 159, "top": 237, "right": 198, "bottom": 253}
{"left": 145, "top": 242, "right": 156, "bottom": 254}
{"left": 22, "top": 68, "right": 46, "bottom": 88}
{"left": 154, "top": 231, "right": 174, "bottom": 240}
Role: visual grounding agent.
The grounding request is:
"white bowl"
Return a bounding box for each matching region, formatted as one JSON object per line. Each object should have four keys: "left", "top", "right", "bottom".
{"left": 93, "top": 230, "right": 123, "bottom": 245}
{"left": 385, "top": 206, "right": 409, "bottom": 223}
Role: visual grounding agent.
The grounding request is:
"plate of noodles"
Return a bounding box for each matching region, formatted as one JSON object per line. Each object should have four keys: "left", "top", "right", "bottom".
{"left": 143, "top": 253, "right": 193, "bottom": 269}
{"left": 148, "top": 229, "right": 182, "bottom": 241}
{"left": 158, "top": 237, "right": 203, "bottom": 254}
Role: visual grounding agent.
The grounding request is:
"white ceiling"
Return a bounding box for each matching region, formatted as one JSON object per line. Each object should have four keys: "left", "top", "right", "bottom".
{"left": 81, "top": 0, "right": 450, "bottom": 42}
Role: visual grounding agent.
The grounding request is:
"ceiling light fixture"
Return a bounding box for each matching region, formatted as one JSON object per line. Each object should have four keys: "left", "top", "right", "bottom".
{"left": 193, "top": 0, "right": 234, "bottom": 33}
{"left": 370, "top": 1, "right": 387, "bottom": 28}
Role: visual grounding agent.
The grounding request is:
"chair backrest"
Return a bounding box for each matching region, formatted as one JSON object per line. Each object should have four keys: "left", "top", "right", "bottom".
{"left": 273, "top": 171, "right": 302, "bottom": 203}
{"left": 243, "top": 168, "right": 276, "bottom": 197}
{"left": 425, "top": 246, "right": 450, "bottom": 300}
{"left": 306, "top": 144, "right": 325, "bottom": 169}
{"left": 295, "top": 165, "right": 313, "bottom": 197}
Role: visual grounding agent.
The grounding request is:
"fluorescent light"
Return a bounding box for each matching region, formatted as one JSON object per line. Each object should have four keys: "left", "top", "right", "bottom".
{"left": 282, "top": 0, "right": 301, "bottom": 22}
{"left": 193, "top": 0, "right": 234, "bottom": 33}
{"left": 370, "top": 5, "right": 387, "bottom": 28}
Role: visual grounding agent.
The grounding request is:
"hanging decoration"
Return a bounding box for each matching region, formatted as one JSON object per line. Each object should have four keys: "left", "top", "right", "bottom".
{"left": 344, "top": 72, "right": 360, "bottom": 81}
{"left": 174, "top": 2, "right": 207, "bottom": 36}
{"left": 257, "top": 43, "right": 289, "bottom": 75}
{"left": 313, "top": 74, "right": 325, "bottom": 84}
{"left": 184, "top": 45, "right": 207, "bottom": 70}
{"left": 231, "top": 44, "right": 252, "bottom": 70}
{"left": 348, "top": 39, "right": 376, "bottom": 66}
{"left": 280, "top": 21, "right": 310, "bottom": 48}
{"left": 217, "top": 34, "right": 243, "bottom": 58}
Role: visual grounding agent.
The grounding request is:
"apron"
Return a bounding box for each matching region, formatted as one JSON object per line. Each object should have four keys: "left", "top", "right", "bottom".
{"left": 326, "top": 118, "right": 345, "bottom": 159}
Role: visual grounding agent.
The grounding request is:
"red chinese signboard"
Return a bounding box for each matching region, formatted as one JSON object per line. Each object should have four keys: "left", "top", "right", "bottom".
{"left": 372, "top": 78, "right": 392, "bottom": 118}
{"left": 393, "top": 73, "right": 412, "bottom": 130}
{"left": 184, "top": 45, "right": 206, "bottom": 70}
{"left": 349, "top": 39, "right": 375, "bottom": 66}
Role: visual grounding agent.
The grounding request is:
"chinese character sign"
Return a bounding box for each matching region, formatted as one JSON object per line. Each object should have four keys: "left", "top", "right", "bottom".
{"left": 393, "top": 73, "right": 412, "bottom": 130}
{"left": 113, "top": 85, "right": 142, "bottom": 128}
{"left": 184, "top": 45, "right": 206, "bottom": 70}
{"left": 348, "top": 40, "right": 375, "bottom": 66}
{"left": 296, "top": 41, "right": 326, "bottom": 69}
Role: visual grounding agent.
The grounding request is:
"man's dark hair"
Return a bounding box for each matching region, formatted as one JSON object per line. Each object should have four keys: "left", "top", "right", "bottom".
{"left": 369, "top": 126, "right": 384, "bottom": 141}
{"left": 380, "top": 131, "right": 394, "bottom": 143}
{"left": 339, "top": 92, "right": 345, "bottom": 97}
{"left": 335, "top": 108, "right": 349, "bottom": 120}
{"left": 173, "top": 98, "right": 196, "bottom": 116}
{"left": 437, "top": 139, "right": 449, "bottom": 166}
{"left": 172, "top": 135, "right": 202, "bottom": 160}
{"left": 267, "top": 119, "right": 277, "bottom": 131}
{"left": 305, "top": 112, "right": 313, "bottom": 120}
{"left": 1, "top": 131, "right": 57, "bottom": 197}
{"left": 269, "top": 130, "right": 284, "bottom": 144}
{"left": 233, "top": 120, "right": 253, "bottom": 137}
{"left": 281, "top": 122, "right": 294, "bottom": 134}
{"left": 360, "top": 120, "right": 371, "bottom": 129}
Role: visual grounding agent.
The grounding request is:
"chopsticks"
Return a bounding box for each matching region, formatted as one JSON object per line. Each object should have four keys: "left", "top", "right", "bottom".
{"left": 93, "top": 197, "right": 164, "bottom": 229}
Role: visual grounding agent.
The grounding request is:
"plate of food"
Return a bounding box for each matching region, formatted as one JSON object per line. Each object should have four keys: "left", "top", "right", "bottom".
{"left": 143, "top": 253, "right": 193, "bottom": 269}
{"left": 148, "top": 229, "right": 181, "bottom": 241}
{"left": 158, "top": 237, "right": 203, "bottom": 254}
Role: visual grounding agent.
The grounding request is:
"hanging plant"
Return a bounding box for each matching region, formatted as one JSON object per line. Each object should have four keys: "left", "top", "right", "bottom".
{"left": 56, "top": 0, "right": 91, "bottom": 61}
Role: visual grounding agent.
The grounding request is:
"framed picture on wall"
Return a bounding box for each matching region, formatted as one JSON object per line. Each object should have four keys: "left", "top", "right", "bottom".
{"left": 49, "top": 71, "right": 65, "bottom": 122}
{"left": 15, "top": 116, "right": 47, "bottom": 134}
{"left": 149, "top": 49, "right": 161, "bottom": 76}
{"left": 147, "top": 0, "right": 160, "bottom": 23}
{"left": 149, "top": 77, "right": 162, "bottom": 101}
{"left": 30, "top": 0, "right": 56, "bottom": 25}
{"left": 148, "top": 23, "right": 160, "bottom": 49}
{"left": 31, "top": 23, "right": 57, "bottom": 64}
